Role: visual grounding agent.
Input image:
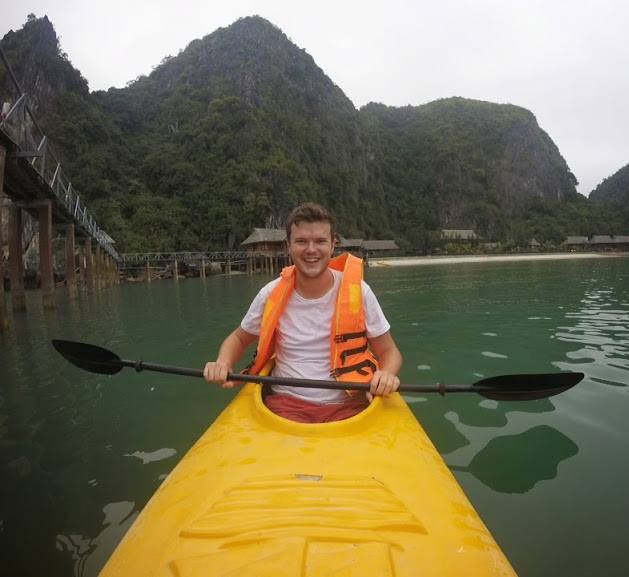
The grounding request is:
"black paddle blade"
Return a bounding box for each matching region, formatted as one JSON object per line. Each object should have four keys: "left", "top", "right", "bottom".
{"left": 52, "top": 340, "right": 124, "bottom": 375}
{"left": 473, "top": 372, "right": 585, "bottom": 401}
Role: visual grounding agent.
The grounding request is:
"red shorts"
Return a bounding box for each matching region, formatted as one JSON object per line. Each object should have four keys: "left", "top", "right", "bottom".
{"left": 264, "top": 393, "right": 369, "bottom": 423}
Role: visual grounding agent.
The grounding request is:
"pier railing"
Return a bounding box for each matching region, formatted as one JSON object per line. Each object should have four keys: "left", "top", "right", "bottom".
{"left": 0, "top": 47, "right": 119, "bottom": 260}
{"left": 120, "top": 251, "right": 270, "bottom": 265}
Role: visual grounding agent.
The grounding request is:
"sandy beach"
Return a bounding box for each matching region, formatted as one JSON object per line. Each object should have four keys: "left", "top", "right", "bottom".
{"left": 368, "top": 252, "right": 628, "bottom": 267}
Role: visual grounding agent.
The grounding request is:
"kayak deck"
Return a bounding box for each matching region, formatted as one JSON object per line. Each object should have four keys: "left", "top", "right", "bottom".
{"left": 99, "top": 385, "right": 517, "bottom": 576}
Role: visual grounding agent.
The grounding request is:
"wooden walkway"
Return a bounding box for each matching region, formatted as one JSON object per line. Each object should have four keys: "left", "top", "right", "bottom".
{"left": 120, "top": 251, "right": 290, "bottom": 280}
{"left": 1, "top": 47, "right": 119, "bottom": 328}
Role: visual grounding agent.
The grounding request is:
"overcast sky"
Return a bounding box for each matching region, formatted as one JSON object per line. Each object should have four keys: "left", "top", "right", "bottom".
{"left": 3, "top": 0, "right": 628, "bottom": 196}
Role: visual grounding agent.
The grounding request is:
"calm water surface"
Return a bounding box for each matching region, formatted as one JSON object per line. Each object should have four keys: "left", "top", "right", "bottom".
{"left": 1, "top": 257, "right": 628, "bottom": 576}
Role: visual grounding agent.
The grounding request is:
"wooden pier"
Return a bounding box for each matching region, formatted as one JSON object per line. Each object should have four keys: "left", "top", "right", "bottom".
{"left": 119, "top": 250, "right": 290, "bottom": 281}
{"left": 1, "top": 47, "right": 119, "bottom": 331}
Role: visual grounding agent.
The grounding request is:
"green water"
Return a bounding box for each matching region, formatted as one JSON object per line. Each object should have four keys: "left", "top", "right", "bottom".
{"left": 1, "top": 257, "right": 628, "bottom": 576}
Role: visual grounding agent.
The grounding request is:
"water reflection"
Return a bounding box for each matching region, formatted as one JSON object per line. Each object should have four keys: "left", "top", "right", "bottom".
{"left": 56, "top": 501, "right": 137, "bottom": 577}
{"left": 124, "top": 447, "right": 177, "bottom": 464}
{"left": 450, "top": 425, "right": 578, "bottom": 493}
{"left": 555, "top": 287, "right": 629, "bottom": 387}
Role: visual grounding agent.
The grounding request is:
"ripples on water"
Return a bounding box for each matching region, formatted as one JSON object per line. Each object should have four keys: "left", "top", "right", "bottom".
{"left": 555, "top": 286, "right": 629, "bottom": 387}
{"left": 373, "top": 259, "right": 629, "bottom": 576}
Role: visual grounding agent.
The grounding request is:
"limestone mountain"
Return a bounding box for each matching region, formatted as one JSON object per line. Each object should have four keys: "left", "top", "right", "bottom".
{"left": 360, "top": 98, "right": 578, "bottom": 244}
{"left": 589, "top": 163, "right": 629, "bottom": 206}
{"left": 2, "top": 14, "right": 597, "bottom": 252}
{"left": 588, "top": 163, "right": 629, "bottom": 231}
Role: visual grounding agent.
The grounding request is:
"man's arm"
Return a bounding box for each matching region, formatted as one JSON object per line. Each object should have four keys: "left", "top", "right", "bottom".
{"left": 203, "top": 327, "right": 258, "bottom": 389}
{"left": 368, "top": 331, "right": 403, "bottom": 397}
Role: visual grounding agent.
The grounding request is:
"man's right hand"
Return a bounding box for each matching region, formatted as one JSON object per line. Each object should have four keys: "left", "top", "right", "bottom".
{"left": 203, "top": 327, "right": 257, "bottom": 390}
{"left": 203, "top": 361, "right": 236, "bottom": 389}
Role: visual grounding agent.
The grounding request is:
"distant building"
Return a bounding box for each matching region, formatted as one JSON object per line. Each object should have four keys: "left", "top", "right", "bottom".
{"left": 240, "top": 228, "right": 287, "bottom": 256}
{"left": 336, "top": 237, "right": 363, "bottom": 254}
{"left": 441, "top": 229, "right": 478, "bottom": 241}
{"left": 590, "top": 235, "right": 629, "bottom": 251}
{"left": 361, "top": 240, "right": 399, "bottom": 253}
{"left": 241, "top": 229, "right": 400, "bottom": 260}
{"left": 562, "top": 235, "right": 629, "bottom": 251}
{"left": 563, "top": 236, "right": 589, "bottom": 249}
{"left": 528, "top": 238, "right": 541, "bottom": 251}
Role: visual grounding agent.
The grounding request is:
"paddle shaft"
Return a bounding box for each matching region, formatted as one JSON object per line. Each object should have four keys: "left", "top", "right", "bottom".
{"left": 51, "top": 339, "right": 583, "bottom": 400}
{"left": 121, "top": 358, "right": 517, "bottom": 394}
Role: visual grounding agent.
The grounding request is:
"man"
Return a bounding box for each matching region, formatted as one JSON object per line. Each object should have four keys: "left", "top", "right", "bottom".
{"left": 203, "top": 202, "right": 402, "bottom": 423}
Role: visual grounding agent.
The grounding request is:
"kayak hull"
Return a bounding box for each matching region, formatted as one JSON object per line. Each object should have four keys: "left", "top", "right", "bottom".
{"left": 99, "top": 385, "right": 517, "bottom": 576}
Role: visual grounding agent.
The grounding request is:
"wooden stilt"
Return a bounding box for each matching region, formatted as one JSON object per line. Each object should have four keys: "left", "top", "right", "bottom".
{"left": 85, "top": 238, "right": 94, "bottom": 290}
{"left": 0, "top": 145, "right": 7, "bottom": 330}
{"left": 38, "top": 200, "right": 55, "bottom": 309}
{"left": 113, "top": 257, "right": 119, "bottom": 284}
{"left": 65, "top": 223, "right": 77, "bottom": 298}
{"left": 8, "top": 204, "right": 26, "bottom": 311}
{"left": 94, "top": 245, "right": 102, "bottom": 289}
{"left": 76, "top": 244, "right": 83, "bottom": 287}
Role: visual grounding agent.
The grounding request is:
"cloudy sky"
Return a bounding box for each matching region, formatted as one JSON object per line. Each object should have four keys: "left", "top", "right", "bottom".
{"left": 3, "top": 0, "right": 628, "bottom": 195}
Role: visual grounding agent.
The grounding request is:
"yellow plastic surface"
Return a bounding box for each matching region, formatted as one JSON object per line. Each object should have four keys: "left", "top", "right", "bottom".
{"left": 99, "top": 386, "right": 518, "bottom": 576}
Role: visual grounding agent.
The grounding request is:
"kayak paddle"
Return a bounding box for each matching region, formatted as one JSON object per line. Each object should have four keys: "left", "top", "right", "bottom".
{"left": 52, "top": 339, "right": 584, "bottom": 401}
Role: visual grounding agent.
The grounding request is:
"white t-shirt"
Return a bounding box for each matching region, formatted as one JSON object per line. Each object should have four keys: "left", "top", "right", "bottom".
{"left": 241, "top": 269, "right": 391, "bottom": 403}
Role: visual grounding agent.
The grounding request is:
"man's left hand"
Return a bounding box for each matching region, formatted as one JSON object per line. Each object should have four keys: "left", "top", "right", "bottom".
{"left": 368, "top": 370, "right": 400, "bottom": 398}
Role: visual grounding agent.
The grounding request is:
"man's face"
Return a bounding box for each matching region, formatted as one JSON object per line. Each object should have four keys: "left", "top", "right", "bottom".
{"left": 288, "top": 221, "right": 334, "bottom": 280}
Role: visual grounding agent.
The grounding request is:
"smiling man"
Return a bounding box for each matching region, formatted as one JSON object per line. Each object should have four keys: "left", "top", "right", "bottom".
{"left": 203, "top": 202, "right": 403, "bottom": 423}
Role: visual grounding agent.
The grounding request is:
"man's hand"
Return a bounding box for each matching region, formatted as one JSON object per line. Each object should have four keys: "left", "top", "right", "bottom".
{"left": 203, "top": 361, "right": 236, "bottom": 389}
{"left": 203, "top": 328, "right": 257, "bottom": 390}
{"left": 369, "top": 370, "right": 400, "bottom": 398}
{"left": 367, "top": 331, "right": 403, "bottom": 401}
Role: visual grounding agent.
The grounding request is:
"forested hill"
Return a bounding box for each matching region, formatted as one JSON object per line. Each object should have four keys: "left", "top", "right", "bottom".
{"left": 589, "top": 163, "right": 629, "bottom": 206}
{"left": 360, "top": 99, "right": 578, "bottom": 244}
{"left": 3, "top": 14, "right": 621, "bottom": 252}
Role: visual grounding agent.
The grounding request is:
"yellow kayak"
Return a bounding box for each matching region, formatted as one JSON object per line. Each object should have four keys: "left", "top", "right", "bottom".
{"left": 99, "top": 384, "right": 517, "bottom": 576}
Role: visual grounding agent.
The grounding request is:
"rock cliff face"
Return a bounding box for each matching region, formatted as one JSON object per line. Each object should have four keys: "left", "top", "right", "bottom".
{"left": 589, "top": 163, "right": 629, "bottom": 206}
{"left": 2, "top": 15, "right": 584, "bottom": 251}
{"left": 497, "top": 114, "right": 577, "bottom": 206}
{"left": 1, "top": 15, "right": 89, "bottom": 116}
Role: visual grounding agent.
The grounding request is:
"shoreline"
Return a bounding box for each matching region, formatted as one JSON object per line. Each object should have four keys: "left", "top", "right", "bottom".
{"left": 368, "top": 252, "right": 628, "bottom": 267}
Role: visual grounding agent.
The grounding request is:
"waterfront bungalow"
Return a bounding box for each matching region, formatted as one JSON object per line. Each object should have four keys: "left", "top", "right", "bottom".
{"left": 563, "top": 236, "right": 590, "bottom": 250}
{"left": 361, "top": 239, "right": 400, "bottom": 261}
{"left": 240, "top": 228, "right": 287, "bottom": 256}
{"left": 562, "top": 235, "right": 629, "bottom": 251}
{"left": 240, "top": 228, "right": 400, "bottom": 269}
{"left": 528, "top": 238, "right": 541, "bottom": 251}
{"left": 441, "top": 229, "right": 479, "bottom": 241}
{"left": 590, "top": 235, "right": 629, "bottom": 251}
{"left": 336, "top": 236, "right": 363, "bottom": 256}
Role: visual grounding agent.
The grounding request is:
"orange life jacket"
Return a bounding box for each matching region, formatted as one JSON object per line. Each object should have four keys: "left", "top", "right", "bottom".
{"left": 248, "top": 252, "right": 379, "bottom": 383}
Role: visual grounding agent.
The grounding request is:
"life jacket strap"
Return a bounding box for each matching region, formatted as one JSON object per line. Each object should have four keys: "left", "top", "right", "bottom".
{"left": 331, "top": 359, "right": 377, "bottom": 378}
{"left": 334, "top": 330, "right": 367, "bottom": 343}
{"left": 340, "top": 342, "right": 369, "bottom": 364}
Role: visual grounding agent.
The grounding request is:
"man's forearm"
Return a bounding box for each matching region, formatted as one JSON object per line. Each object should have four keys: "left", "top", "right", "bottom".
{"left": 378, "top": 347, "right": 403, "bottom": 375}
{"left": 217, "top": 327, "right": 256, "bottom": 369}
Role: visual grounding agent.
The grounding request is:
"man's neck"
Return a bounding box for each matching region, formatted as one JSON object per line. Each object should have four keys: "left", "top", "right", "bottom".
{"left": 295, "top": 268, "right": 334, "bottom": 299}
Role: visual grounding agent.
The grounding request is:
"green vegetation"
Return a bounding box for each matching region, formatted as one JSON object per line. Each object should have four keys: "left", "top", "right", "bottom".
{"left": 589, "top": 164, "right": 629, "bottom": 229}
{"left": 2, "top": 15, "right": 627, "bottom": 253}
